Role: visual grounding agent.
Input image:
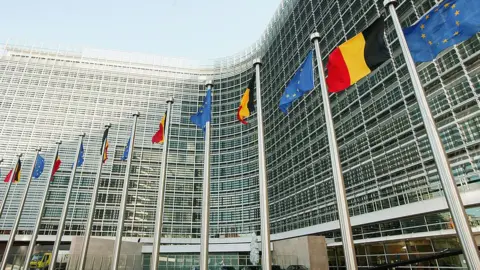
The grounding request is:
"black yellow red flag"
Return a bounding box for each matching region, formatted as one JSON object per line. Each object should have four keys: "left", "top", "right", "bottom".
{"left": 237, "top": 73, "right": 256, "bottom": 124}
{"left": 326, "top": 18, "right": 389, "bottom": 93}
{"left": 101, "top": 128, "right": 109, "bottom": 163}
{"left": 3, "top": 160, "right": 21, "bottom": 183}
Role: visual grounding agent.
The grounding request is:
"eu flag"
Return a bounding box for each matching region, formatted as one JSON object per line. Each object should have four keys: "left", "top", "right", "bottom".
{"left": 190, "top": 89, "right": 212, "bottom": 132}
{"left": 121, "top": 137, "right": 130, "bottom": 161}
{"left": 76, "top": 142, "right": 85, "bottom": 167}
{"left": 404, "top": 0, "right": 480, "bottom": 63}
{"left": 32, "top": 155, "right": 45, "bottom": 179}
{"left": 279, "top": 50, "right": 314, "bottom": 114}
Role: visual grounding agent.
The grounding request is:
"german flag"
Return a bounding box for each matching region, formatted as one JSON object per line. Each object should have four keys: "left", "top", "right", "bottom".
{"left": 152, "top": 111, "right": 167, "bottom": 144}
{"left": 3, "top": 160, "right": 21, "bottom": 183}
{"left": 326, "top": 18, "right": 390, "bottom": 93}
{"left": 51, "top": 154, "right": 61, "bottom": 181}
{"left": 12, "top": 160, "right": 21, "bottom": 183}
{"left": 101, "top": 128, "right": 109, "bottom": 163}
{"left": 237, "top": 73, "right": 256, "bottom": 124}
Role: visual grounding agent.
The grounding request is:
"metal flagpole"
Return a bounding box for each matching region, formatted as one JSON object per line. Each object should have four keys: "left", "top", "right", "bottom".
{"left": 79, "top": 124, "right": 111, "bottom": 270}
{"left": 384, "top": 0, "right": 480, "bottom": 268}
{"left": 112, "top": 113, "right": 140, "bottom": 270}
{"left": 24, "top": 141, "right": 61, "bottom": 270}
{"left": 0, "top": 154, "right": 22, "bottom": 218}
{"left": 1, "top": 148, "right": 41, "bottom": 270}
{"left": 200, "top": 81, "right": 213, "bottom": 270}
{"left": 310, "top": 33, "right": 357, "bottom": 270}
{"left": 151, "top": 98, "right": 174, "bottom": 270}
{"left": 49, "top": 133, "right": 85, "bottom": 270}
{"left": 253, "top": 59, "right": 272, "bottom": 270}
{"left": 0, "top": 158, "right": 2, "bottom": 196}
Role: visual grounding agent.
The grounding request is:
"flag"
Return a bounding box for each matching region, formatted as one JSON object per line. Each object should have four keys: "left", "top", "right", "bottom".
{"left": 191, "top": 89, "right": 212, "bottom": 131}
{"left": 3, "top": 170, "right": 12, "bottom": 183}
{"left": 32, "top": 155, "right": 45, "bottom": 179}
{"left": 404, "top": 0, "right": 480, "bottom": 63}
{"left": 326, "top": 18, "right": 390, "bottom": 93}
{"left": 51, "top": 154, "right": 61, "bottom": 181}
{"left": 77, "top": 142, "right": 85, "bottom": 167}
{"left": 122, "top": 137, "right": 130, "bottom": 161}
{"left": 152, "top": 111, "right": 167, "bottom": 144}
{"left": 237, "top": 74, "right": 256, "bottom": 124}
{"left": 101, "top": 128, "right": 109, "bottom": 163}
{"left": 13, "top": 160, "right": 21, "bottom": 182}
{"left": 279, "top": 50, "right": 315, "bottom": 114}
{"left": 4, "top": 160, "right": 22, "bottom": 183}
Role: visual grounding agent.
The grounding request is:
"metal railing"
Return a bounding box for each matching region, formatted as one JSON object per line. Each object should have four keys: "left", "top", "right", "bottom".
{"left": 1, "top": 253, "right": 308, "bottom": 270}
{"left": 0, "top": 253, "right": 143, "bottom": 270}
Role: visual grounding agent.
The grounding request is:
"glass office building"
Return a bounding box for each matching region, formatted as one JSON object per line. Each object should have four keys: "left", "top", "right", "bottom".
{"left": 0, "top": 0, "right": 479, "bottom": 269}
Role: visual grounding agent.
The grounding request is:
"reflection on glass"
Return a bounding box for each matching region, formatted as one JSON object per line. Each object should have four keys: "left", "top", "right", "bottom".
{"left": 384, "top": 241, "right": 407, "bottom": 254}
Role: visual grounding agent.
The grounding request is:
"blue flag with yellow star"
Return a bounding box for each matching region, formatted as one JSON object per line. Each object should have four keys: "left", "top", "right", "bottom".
{"left": 279, "top": 50, "right": 314, "bottom": 114}
{"left": 404, "top": 0, "right": 480, "bottom": 63}
{"left": 190, "top": 89, "right": 212, "bottom": 132}
{"left": 121, "top": 137, "right": 131, "bottom": 161}
{"left": 72, "top": 142, "right": 85, "bottom": 168}
{"left": 32, "top": 155, "right": 45, "bottom": 179}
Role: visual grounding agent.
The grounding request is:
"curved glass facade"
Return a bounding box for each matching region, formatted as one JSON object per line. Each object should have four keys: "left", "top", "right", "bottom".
{"left": 0, "top": 0, "right": 479, "bottom": 265}
{"left": 0, "top": 46, "right": 262, "bottom": 239}
{"left": 259, "top": 0, "right": 480, "bottom": 236}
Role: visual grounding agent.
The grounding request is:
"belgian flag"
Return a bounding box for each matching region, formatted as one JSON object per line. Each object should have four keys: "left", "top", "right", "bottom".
{"left": 3, "top": 160, "right": 21, "bottom": 183}
{"left": 101, "top": 128, "right": 109, "bottom": 163}
{"left": 152, "top": 111, "right": 167, "bottom": 144}
{"left": 237, "top": 73, "right": 256, "bottom": 125}
{"left": 326, "top": 18, "right": 390, "bottom": 93}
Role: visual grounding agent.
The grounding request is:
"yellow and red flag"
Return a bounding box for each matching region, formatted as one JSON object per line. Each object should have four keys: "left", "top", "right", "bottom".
{"left": 237, "top": 73, "right": 256, "bottom": 124}
{"left": 51, "top": 154, "right": 61, "bottom": 181}
{"left": 152, "top": 111, "right": 167, "bottom": 144}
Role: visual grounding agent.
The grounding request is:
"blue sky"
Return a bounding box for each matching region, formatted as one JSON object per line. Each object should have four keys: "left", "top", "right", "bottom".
{"left": 0, "top": 0, "right": 280, "bottom": 61}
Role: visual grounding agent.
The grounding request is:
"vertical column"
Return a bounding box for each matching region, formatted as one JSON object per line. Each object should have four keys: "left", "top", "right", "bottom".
{"left": 79, "top": 124, "right": 111, "bottom": 270}
{"left": 310, "top": 33, "right": 357, "bottom": 270}
{"left": 0, "top": 154, "right": 22, "bottom": 217}
{"left": 253, "top": 59, "right": 272, "bottom": 270}
{"left": 0, "top": 148, "right": 41, "bottom": 270}
{"left": 50, "top": 133, "right": 86, "bottom": 270}
{"left": 24, "top": 141, "right": 62, "bottom": 270}
{"left": 111, "top": 113, "right": 140, "bottom": 270}
{"left": 151, "top": 98, "right": 174, "bottom": 270}
{"left": 200, "top": 81, "right": 213, "bottom": 270}
{"left": 384, "top": 0, "right": 480, "bottom": 268}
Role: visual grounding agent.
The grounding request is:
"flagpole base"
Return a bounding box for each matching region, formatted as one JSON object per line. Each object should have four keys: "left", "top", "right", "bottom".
{"left": 383, "top": 0, "right": 398, "bottom": 8}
